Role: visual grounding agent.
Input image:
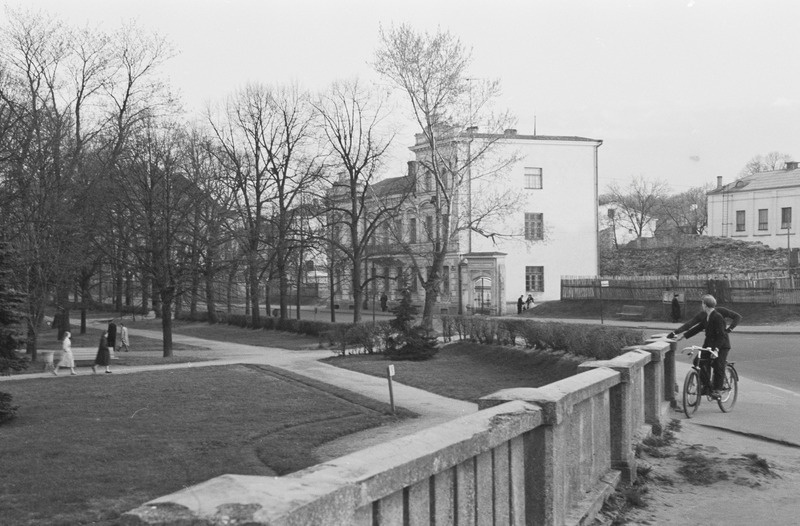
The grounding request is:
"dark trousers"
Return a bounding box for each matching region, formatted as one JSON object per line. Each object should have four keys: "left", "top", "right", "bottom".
{"left": 711, "top": 347, "right": 730, "bottom": 390}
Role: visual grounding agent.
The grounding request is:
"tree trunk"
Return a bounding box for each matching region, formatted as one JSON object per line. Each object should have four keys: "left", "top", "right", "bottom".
{"left": 160, "top": 287, "right": 174, "bottom": 357}
{"left": 248, "top": 252, "right": 260, "bottom": 325}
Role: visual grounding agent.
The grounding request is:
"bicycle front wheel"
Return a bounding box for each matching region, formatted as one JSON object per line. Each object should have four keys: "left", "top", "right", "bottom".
{"left": 717, "top": 365, "right": 738, "bottom": 413}
{"left": 682, "top": 369, "right": 701, "bottom": 418}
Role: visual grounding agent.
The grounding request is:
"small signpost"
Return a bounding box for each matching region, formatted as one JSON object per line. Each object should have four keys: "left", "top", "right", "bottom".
{"left": 386, "top": 365, "right": 396, "bottom": 414}
{"left": 599, "top": 280, "right": 609, "bottom": 324}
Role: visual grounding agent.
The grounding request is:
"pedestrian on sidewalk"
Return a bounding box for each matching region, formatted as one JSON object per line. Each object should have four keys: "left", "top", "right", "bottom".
{"left": 107, "top": 320, "right": 117, "bottom": 356}
{"left": 671, "top": 293, "right": 681, "bottom": 322}
{"left": 380, "top": 293, "right": 388, "bottom": 312}
{"left": 92, "top": 331, "right": 112, "bottom": 374}
{"left": 517, "top": 295, "right": 524, "bottom": 314}
{"left": 53, "top": 331, "right": 76, "bottom": 376}
{"left": 118, "top": 323, "right": 130, "bottom": 352}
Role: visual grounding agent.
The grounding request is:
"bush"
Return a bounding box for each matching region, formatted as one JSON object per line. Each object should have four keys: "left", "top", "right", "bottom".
{"left": 0, "top": 391, "right": 18, "bottom": 424}
{"left": 385, "top": 292, "right": 438, "bottom": 361}
{"left": 345, "top": 322, "right": 391, "bottom": 355}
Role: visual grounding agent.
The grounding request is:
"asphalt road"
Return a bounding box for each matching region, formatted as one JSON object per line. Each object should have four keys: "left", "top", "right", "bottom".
{"left": 674, "top": 333, "right": 800, "bottom": 394}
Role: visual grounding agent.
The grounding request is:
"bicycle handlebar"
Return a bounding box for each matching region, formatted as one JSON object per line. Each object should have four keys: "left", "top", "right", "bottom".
{"left": 683, "top": 345, "right": 719, "bottom": 358}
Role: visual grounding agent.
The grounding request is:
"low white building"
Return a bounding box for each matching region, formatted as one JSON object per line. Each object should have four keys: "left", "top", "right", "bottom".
{"left": 707, "top": 162, "right": 799, "bottom": 250}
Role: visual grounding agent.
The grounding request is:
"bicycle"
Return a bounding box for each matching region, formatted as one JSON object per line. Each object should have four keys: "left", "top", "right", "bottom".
{"left": 681, "top": 345, "right": 739, "bottom": 418}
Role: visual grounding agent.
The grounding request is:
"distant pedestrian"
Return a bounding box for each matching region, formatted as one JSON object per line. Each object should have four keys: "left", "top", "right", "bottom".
{"left": 118, "top": 323, "right": 130, "bottom": 352}
{"left": 517, "top": 295, "right": 524, "bottom": 314}
{"left": 525, "top": 294, "right": 534, "bottom": 310}
{"left": 671, "top": 293, "right": 681, "bottom": 322}
{"left": 380, "top": 293, "right": 388, "bottom": 312}
{"left": 54, "top": 331, "right": 76, "bottom": 376}
{"left": 107, "top": 320, "right": 117, "bottom": 355}
{"left": 93, "top": 331, "right": 112, "bottom": 374}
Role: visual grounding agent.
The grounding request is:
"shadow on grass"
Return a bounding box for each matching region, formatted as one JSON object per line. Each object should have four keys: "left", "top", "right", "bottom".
{"left": 324, "top": 341, "right": 585, "bottom": 402}
{"left": 0, "top": 364, "right": 413, "bottom": 526}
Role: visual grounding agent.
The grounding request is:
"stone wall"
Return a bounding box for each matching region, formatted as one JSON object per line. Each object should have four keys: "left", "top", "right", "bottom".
{"left": 121, "top": 340, "right": 676, "bottom": 526}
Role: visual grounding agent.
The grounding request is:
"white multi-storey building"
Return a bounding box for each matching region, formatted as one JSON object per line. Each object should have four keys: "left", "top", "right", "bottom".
{"left": 331, "top": 127, "right": 602, "bottom": 314}
{"left": 707, "top": 162, "right": 799, "bottom": 250}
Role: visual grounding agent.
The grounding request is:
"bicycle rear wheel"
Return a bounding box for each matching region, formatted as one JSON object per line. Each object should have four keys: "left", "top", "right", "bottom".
{"left": 717, "top": 365, "right": 738, "bottom": 412}
{"left": 682, "top": 369, "right": 701, "bottom": 418}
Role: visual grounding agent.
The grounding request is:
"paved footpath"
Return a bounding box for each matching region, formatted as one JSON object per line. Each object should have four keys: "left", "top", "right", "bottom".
{"left": 2, "top": 323, "right": 477, "bottom": 460}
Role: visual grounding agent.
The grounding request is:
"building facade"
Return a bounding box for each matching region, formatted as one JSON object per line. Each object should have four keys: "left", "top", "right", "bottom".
{"left": 707, "top": 163, "right": 799, "bottom": 250}
{"left": 331, "top": 127, "right": 602, "bottom": 314}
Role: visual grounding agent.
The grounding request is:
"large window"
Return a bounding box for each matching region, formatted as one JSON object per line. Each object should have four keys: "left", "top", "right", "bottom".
{"left": 408, "top": 217, "right": 417, "bottom": 243}
{"left": 782, "top": 207, "right": 793, "bottom": 229}
{"left": 525, "top": 266, "right": 544, "bottom": 292}
{"left": 425, "top": 215, "right": 434, "bottom": 241}
{"left": 524, "top": 167, "right": 543, "bottom": 189}
{"left": 524, "top": 213, "right": 544, "bottom": 240}
{"left": 758, "top": 209, "right": 768, "bottom": 231}
{"left": 735, "top": 210, "right": 746, "bottom": 232}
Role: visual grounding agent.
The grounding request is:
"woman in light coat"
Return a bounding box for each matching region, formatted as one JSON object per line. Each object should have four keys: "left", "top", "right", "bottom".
{"left": 54, "top": 331, "right": 76, "bottom": 375}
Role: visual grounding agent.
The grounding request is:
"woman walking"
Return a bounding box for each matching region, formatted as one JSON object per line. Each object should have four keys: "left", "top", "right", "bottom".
{"left": 53, "top": 331, "right": 76, "bottom": 376}
{"left": 92, "top": 331, "right": 112, "bottom": 374}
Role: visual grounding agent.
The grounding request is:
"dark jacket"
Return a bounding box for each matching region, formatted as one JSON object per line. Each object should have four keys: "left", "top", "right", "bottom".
{"left": 675, "top": 306, "right": 741, "bottom": 350}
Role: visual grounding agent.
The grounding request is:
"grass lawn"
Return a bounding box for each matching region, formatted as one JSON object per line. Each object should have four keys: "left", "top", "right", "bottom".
{"left": 123, "top": 317, "right": 325, "bottom": 351}
{"left": 324, "top": 341, "right": 586, "bottom": 402}
{"left": 0, "top": 364, "right": 411, "bottom": 526}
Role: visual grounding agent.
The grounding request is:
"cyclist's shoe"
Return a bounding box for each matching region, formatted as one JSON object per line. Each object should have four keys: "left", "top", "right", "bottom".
{"left": 710, "top": 390, "right": 721, "bottom": 400}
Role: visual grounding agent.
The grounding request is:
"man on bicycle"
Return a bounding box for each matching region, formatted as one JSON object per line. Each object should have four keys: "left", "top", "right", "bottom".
{"left": 667, "top": 294, "right": 741, "bottom": 398}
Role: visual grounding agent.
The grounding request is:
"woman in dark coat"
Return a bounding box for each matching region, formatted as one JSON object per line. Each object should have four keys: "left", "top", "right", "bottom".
{"left": 93, "top": 331, "right": 112, "bottom": 374}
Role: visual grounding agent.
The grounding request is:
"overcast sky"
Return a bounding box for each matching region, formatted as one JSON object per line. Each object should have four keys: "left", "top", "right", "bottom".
{"left": 4, "top": 0, "right": 799, "bottom": 193}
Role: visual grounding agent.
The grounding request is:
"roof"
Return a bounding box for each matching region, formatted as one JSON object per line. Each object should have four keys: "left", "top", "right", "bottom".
{"left": 370, "top": 175, "right": 414, "bottom": 196}
{"left": 709, "top": 168, "right": 800, "bottom": 195}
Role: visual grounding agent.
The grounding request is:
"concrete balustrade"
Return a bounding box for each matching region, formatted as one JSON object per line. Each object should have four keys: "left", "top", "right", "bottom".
{"left": 121, "top": 340, "right": 675, "bottom": 526}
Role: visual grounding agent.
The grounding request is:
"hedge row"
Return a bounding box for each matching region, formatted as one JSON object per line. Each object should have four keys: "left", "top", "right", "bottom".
{"left": 441, "top": 316, "right": 643, "bottom": 360}
{"left": 174, "top": 311, "right": 643, "bottom": 361}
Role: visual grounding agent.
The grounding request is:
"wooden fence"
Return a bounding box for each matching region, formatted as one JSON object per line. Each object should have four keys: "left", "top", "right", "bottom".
{"left": 561, "top": 274, "right": 800, "bottom": 305}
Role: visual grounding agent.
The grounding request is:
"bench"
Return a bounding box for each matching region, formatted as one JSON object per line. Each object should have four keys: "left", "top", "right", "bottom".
{"left": 616, "top": 305, "right": 645, "bottom": 320}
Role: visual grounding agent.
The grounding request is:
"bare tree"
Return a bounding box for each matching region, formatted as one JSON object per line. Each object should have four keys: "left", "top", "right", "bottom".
{"left": 603, "top": 176, "right": 670, "bottom": 238}
{"left": 374, "top": 24, "right": 518, "bottom": 328}
{"left": 315, "top": 78, "right": 400, "bottom": 322}
{"left": 739, "top": 151, "right": 792, "bottom": 178}
{"left": 114, "top": 120, "right": 199, "bottom": 356}
{"left": 656, "top": 184, "right": 710, "bottom": 235}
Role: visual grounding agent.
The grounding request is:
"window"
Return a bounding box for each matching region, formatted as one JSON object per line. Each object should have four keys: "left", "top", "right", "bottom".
{"left": 424, "top": 172, "right": 433, "bottom": 192}
{"left": 524, "top": 167, "right": 543, "bottom": 189}
{"left": 525, "top": 266, "right": 544, "bottom": 292}
{"left": 782, "top": 207, "right": 792, "bottom": 229}
{"left": 442, "top": 266, "right": 450, "bottom": 295}
{"left": 758, "top": 209, "right": 768, "bottom": 231}
{"left": 410, "top": 268, "right": 418, "bottom": 292}
{"left": 408, "top": 217, "right": 417, "bottom": 243}
{"left": 524, "top": 213, "right": 544, "bottom": 240}
{"left": 442, "top": 214, "right": 449, "bottom": 241}
{"left": 735, "top": 210, "right": 745, "bottom": 232}
{"left": 425, "top": 215, "right": 434, "bottom": 241}
{"left": 396, "top": 266, "right": 405, "bottom": 290}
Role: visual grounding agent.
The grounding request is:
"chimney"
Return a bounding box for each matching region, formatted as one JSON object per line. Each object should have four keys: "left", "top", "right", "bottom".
{"left": 716, "top": 176, "right": 723, "bottom": 189}
{"left": 407, "top": 160, "right": 417, "bottom": 178}
{"left": 786, "top": 161, "right": 799, "bottom": 170}
{"left": 503, "top": 128, "right": 517, "bottom": 135}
